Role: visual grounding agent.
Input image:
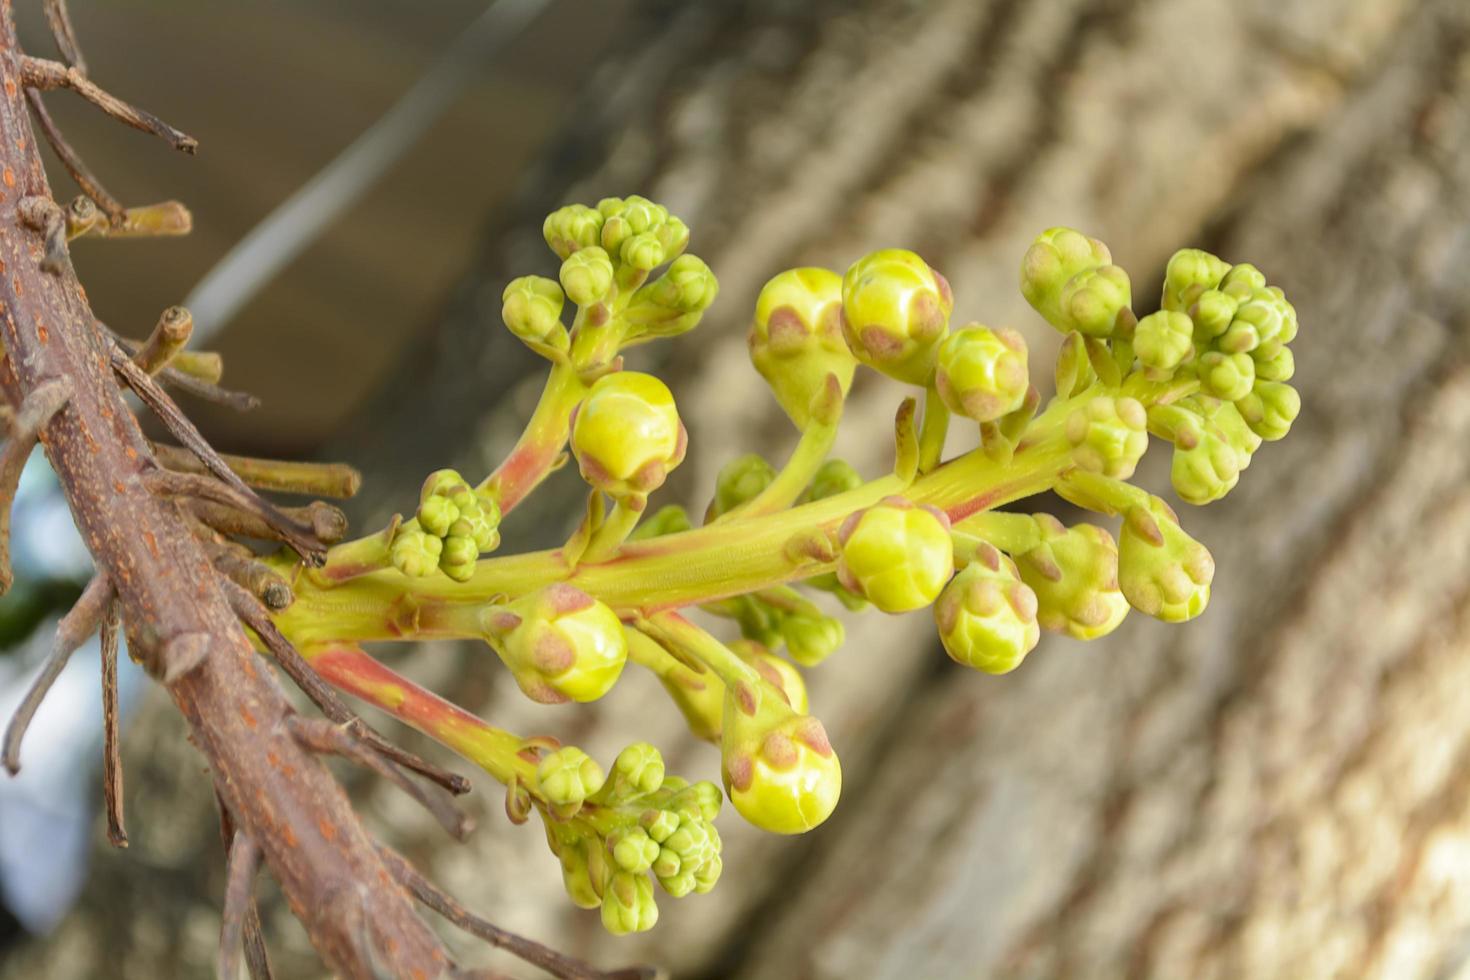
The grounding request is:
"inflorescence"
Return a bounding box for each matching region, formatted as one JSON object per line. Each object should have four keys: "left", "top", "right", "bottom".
{"left": 270, "top": 198, "right": 1301, "bottom": 933}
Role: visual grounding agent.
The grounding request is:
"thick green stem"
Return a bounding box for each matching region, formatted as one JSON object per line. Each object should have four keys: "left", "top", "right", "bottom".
{"left": 951, "top": 511, "right": 1042, "bottom": 564}
{"left": 478, "top": 359, "right": 586, "bottom": 514}
{"left": 718, "top": 416, "right": 839, "bottom": 523}
{"left": 636, "top": 611, "right": 760, "bottom": 690}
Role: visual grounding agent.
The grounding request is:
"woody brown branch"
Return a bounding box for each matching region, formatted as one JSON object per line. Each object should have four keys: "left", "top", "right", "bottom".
{"left": 0, "top": 2, "right": 453, "bottom": 972}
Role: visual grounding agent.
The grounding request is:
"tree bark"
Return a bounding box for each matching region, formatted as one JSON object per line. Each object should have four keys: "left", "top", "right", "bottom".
{"left": 0, "top": 3, "right": 455, "bottom": 976}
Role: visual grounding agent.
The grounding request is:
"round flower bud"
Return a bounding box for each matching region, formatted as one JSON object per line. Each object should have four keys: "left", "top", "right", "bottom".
{"left": 1169, "top": 418, "right": 1243, "bottom": 506}
{"left": 1016, "top": 517, "right": 1129, "bottom": 640}
{"left": 732, "top": 639, "right": 810, "bottom": 714}
{"left": 1236, "top": 381, "right": 1300, "bottom": 442}
{"left": 1218, "top": 262, "right": 1266, "bottom": 298}
{"left": 390, "top": 524, "right": 442, "bottom": 578}
{"left": 537, "top": 747, "right": 606, "bottom": 807}
{"left": 610, "top": 826, "right": 661, "bottom": 874}
{"left": 1198, "top": 350, "right": 1256, "bottom": 402}
{"left": 934, "top": 542, "right": 1040, "bottom": 674}
{"left": 570, "top": 371, "right": 687, "bottom": 498}
{"left": 559, "top": 246, "right": 615, "bottom": 307}
{"left": 624, "top": 254, "right": 720, "bottom": 341}
{"left": 1056, "top": 263, "right": 1132, "bottom": 338}
{"left": 481, "top": 584, "right": 628, "bottom": 703}
{"left": 807, "top": 457, "right": 862, "bottom": 501}
{"left": 1188, "top": 289, "right": 1239, "bottom": 341}
{"left": 836, "top": 497, "right": 955, "bottom": 613}
{"left": 1065, "top": 395, "right": 1148, "bottom": 479}
{"left": 610, "top": 742, "right": 666, "bottom": 799}
{"left": 543, "top": 204, "right": 605, "bottom": 260}
{"left": 620, "top": 231, "right": 666, "bottom": 271}
{"left": 694, "top": 852, "right": 722, "bottom": 894}
{"left": 779, "top": 612, "right": 844, "bottom": 668}
{"left": 1118, "top": 502, "right": 1214, "bottom": 622}
{"left": 1161, "top": 248, "right": 1230, "bottom": 313}
{"left": 438, "top": 534, "right": 480, "bottom": 582}
{"left": 501, "top": 275, "right": 568, "bottom": 351}
{"left": 601, "top": 870, "right": 658, "bottom": 935}
{"left": 934, "top": 324, "right": 1030, "bottom": 422}
{"left": 711, "top": 453, "right": 776, "bottom": 519}
{"left": 840, "top": 249, "right": 953, "bottom": 384}
{"left": 749, "top": 267, "right": 856, "bottom": 427}
{"left": 721, "top": 686, "right": 840, "bottom": 835}
{"left": 1019, "top": 227, "right": 1112, "bottom": 332}
{"left": 1134, "top": 310, "right": 1195, "bottom": 375}
{"left": 1253, "top": 346, "right": 1295, "bottom": 383}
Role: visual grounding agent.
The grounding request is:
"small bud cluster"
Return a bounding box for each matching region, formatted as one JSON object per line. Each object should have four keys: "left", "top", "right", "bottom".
{"left": 521, "top": 741, "right": 724, "bottom": 934}
{"left": 390, "top": 469, "right": 501, "bottom": 581}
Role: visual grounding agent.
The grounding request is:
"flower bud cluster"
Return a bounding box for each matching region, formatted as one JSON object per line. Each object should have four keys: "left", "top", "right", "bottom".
{"left": 390, "top": 469, "right": 501, "bottom": 581}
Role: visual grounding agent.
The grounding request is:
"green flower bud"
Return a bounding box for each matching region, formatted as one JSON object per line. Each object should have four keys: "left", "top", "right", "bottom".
{"left": 1118, "top": 501, "right": 1214, "bottom": 622}
{"left": 934, "top": 542, "right": 1040, "bottom": 673}
{"left": 840, "top": 249, "right": 953, "bottom": 384}
{"left": 1188, "top": 289, "right": 1238, "bottom": 342}
{"left": 732, "top": 639, "right": 809, "bottom": 714}
{"left": 620, "top": 231, "right": 665, "bottom": 271}
{"left": 570, "top": 371, "right": 687, "bottom": 498}
{"left": 1019, "top": 227, "right": 1112, "bottom": 333}
{"left": 558, "top": 840, "right": 603, "bottom": 909}
{"left": 721, "top": 684, "right": 840, "bottom": 834}
{"left": 676, "top": 780, "right": 725, "bottom": 824}
{"left": 1236, "top": 381, "right": 1300, "bottom": 441}
{"left": 417, "top": 494, "right": 459, "bottom": 539}
{"left": 611, "top": 742, "right": 666, "bottom": 798}
{"left": 501, "top": 275, "right": 568, "bottom": 352}
{"left": 651, "top": 845, "right": 682, "bottom": 880}
{"left": 711, "top": 453, "right": 776, "bottom": 519}
{"left": 934, "top": 324, "right": 1030, "bottom": 422}
{"left": 624, "top": 254, "right": 720, "bottom": 341}
{"left": 694, "top": 852, "right": 722, "bottom": 894}
{"left": 601, "top": 870, "right": 658, "bottom": 935}
{"left": 749, "top": 267, "right": 856, "bottom": 427}
{"left": 543, "top": 204, "right": 605, "bottom": 260}
{"left": 446, "top": 491, "right": 501, "bottom": 553}
{"left": 780, "top": 612, "right": 844, "bottom": 668}
{"left": 559, "top": 246, "right": 615, "bottom": 307}
{"left": 807, "top": 458, "right": 862, "bottom": 501}
{"left": 1218, "top": 262, "right": 1266, "bottom": 297}
{"left": 1198, "top": 350, "right": 1255, "bottom": 402}
{"left": 641, "top": 808, "right": 680, "bottom": 843}
{"left": 438, "top": 534, "right": 480, "bottom": 582}
{"left": 1056, "top": 263, "right": 1132, "bottom": 338}
{"left": 836, "top": 497, "right": 955, "bottom": 613}
{"left": 1017, "top": 517, "right": 1129, "bottom": 640}
{"left": 537, "top": 747, "right": 606, "bottom": 807}
{"left": 629, "top": 503, "right": 693, "bottom": 541}
{"left": 390, "top": 524, "right": 442, "bottom": 578}
{"left": 1065, "top": 395, "right": 1148, "bottom": 479}
{"left": 1253, "top": 346, "right": 1295, "bottom": 383}
{"left": 481, "top": 584, "right": 628, "bottom": 703}
{"left": 1134, "top": 310, "right": 1195, "bottom": 375}
{"left": 619, "top": 195, "right": 665, "bottom": 233}
{"left": 610, "top": 826, "right": 661, "bottom": 874}
{"left": 1161, "top": 247, "right": 1230, "bottom": 313}
{"left": 663, "top": 814, "right": 713, "bottom": 868}
{"left": 656, "top": 216, "right": 690, "bottom": 260}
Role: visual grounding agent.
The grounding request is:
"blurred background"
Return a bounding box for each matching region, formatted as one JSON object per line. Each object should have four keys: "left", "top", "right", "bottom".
{"left": 2, "top": 0, "right": 1469, "bottom": 977}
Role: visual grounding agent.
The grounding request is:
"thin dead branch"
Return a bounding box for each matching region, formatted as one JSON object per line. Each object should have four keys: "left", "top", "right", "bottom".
{"left": 219, "top": 829, "right": 263, "bottom": 980}
{"left": 142, "top": 467, "right": 324, "bottom": 564}
{"left": 0, "top": 377, "right": 72, "bottom": 594}
{"left": 133, "top": 305, "right": 194, "bottom": 375}
{"left": 25, "top": 89, "right": 122, "bottom": 219}
{"left": 20, "top": 54, "right": 197, "bottom": 153}
{"left": 100, "top": 597, "right": 126, "bottom": 846}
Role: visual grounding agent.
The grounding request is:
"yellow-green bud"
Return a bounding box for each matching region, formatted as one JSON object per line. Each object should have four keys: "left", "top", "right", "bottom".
{"left": 1161, "top": 247, "right": 1230, "bottom": 313}
{"left": 559, "top": 246, "right": 615, "bottom": 307}
{"left": 749, "top": 267, "right": 856, "bottom": 427}
{"left": 934, "top": 542, "right": 1040, "bottom": 674}
{"left": 481, "top": 584, "right": 628, "bottom": 704}
{"left": 780, "top": 612, "right": 844, "bottom": 668}
{"left": 610, "top": 742, "right": 666, "bottom": 798}
{"left": 1019, "top": 227, "right": 1112, "bottom": 332}
{"left": 836, "top": 497, "right": 954, "bottom": 613}
{"left": 624, "top": 254, "right": 719, "bottom": 341}
{"left": 1236, "top": 381, "right": 1300, "bottom": 441}
{"left": 558, "top": 840, "right": 603, "bottom": 909}
{"left": 610, "top": 826, "right": 661, "bottom": 874}
{"left": 721, "top": 681, "right": 840, "bottom": 834}
{"left": 570, "top": 371, "right": 687, "bottom": 498}
{"left": 390, "top": 524, "right": 442, "bottom": 578}
{"left": 711, "top": 453, "right": 776, "bottom": 519}
{"left": 543, "top": 204, "right": 605, "bottom": 260}
{"left": 694, "top": 852, "right": 722, "bottom": 894}
{"left": 1134, "top": 310, "right": 1195, "bottom": 375}
{"left": 501, "top": 275, "right": 568, "bottom": 352}
{"left": 537, "top": 747, "right": 606, "bottom": 807}
{"left": 1056, "top": 263, "right": 1132, "bottom": 338}
{"left": 1017, "top": 517, "right": 1129, "bottom": 640}
{"left": 601, "top": 870, "right": 658, "bottom": 934}
{"left": 438, "top": 534, "right": 479, "bottom": 582}
{"left": 1188, "top": 289, "right": 1238, "bottom": 341}
{"left": 1197, "top": 350, "right": 1255, "bottom": 402}
{"left": 1253, "top": 346, "right": 1295, "bottom": 383}
{"left": 1118, "top": 501, "right": 1213, "bottom": 622}
{"left": 620, "top": 231, "right": 665, "bottom": 271}
{"left": 934, "top": 324, "right": 1030, "bottom": 422}
{"left": 840, "top": 249, "right": 953, "bottom": 384}
{"left": 807, "top": 458, "right": 861, "bottom": 501}
{"left": 1065, "top": 395, "right": 1148, "bottom": 479}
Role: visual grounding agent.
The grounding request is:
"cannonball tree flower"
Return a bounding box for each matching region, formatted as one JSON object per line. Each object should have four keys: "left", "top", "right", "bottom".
{"left": 934, "top": 542, "right": 1040, "bottom": 674}
{"left": 836, "top": 496, "right": 955, "bottom": 613}
{"left": 934, "top": 324, "right": 1030, "bottom": 422}
{"left": 720, "top": 679, "right": 840, "bottom": 835}
{"left": 839, "top": 248, "right": 953, "bottom": 384}
{"left": 480, "top": 584, "right": 628, "bottom": 703}
{"left": 1016, "top": 516, "right": 1129, "bottom": 640}
{"left": 1118, "top": 499, "right": 1214, "bottom": 622}
{"left": 500, "top": 275, "right": 568, "bottom": 353}
{"left": 569, "top": 370, "right": 687, "bottom": 499}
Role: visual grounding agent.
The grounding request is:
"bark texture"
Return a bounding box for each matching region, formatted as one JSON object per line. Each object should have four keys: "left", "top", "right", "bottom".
{"left": 8, "top": 0, "right": 1470, "bottom": 977}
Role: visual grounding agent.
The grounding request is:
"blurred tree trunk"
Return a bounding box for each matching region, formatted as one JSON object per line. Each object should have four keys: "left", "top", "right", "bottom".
{"left": 8, "top": 0, "right": 1470, "bottom": 977}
